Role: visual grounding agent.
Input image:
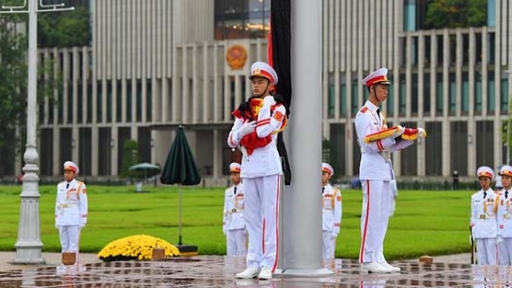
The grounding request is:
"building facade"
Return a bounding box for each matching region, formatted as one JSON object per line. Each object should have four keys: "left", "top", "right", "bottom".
{"left": 10, "top": 0, "right": 512, "bottom": 182}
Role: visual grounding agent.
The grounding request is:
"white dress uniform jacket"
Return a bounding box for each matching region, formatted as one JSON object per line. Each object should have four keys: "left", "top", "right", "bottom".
{"left": 223, "top": 184, "right": 246, "bottom": 231}
{"left": 497, "top": 189, "right": 512, "bottom": 238}
{"left": 55, "top": 179, "right": 88, "bottom": 227}
{"left": 471, "top": 188, "right": 498, "bottom": 238}
{"left": 354, "top": 101, "right": 414, "bottom": 180}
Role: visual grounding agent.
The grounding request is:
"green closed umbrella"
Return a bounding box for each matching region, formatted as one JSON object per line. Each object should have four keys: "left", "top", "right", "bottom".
{"left": 160, "top": 125, "right": 201, "bottom": 247}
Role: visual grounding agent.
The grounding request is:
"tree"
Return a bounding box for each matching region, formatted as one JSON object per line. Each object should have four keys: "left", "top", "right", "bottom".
{"left": 37, "top": 6, "right": 90, "bottom": 48}
{"left": 0, "top": 15, "right": 28, "bottom": 176}
{"left": 425, "top": 0, "right": 487, "bottom": 29}
{"left": 120, "top": 140, "right": 141, "bottom": 179}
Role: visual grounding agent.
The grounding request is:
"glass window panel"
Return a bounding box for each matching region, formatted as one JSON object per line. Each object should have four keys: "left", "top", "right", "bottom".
{"left": 423, "top": 73, "right": 430, "bottom": 113}
{"left": 462, "top": 72, "right": 469, "bottom": 114}
{"left": 340, "top": 84, "right": 347, "bottom": 117}
{"left": 488, "top": 73, "right": 495, "bottom": 113}
{"left": 449, "top": 73, "right": 456, "bottom": 114}
{"left": 475, "top": 73, "right": 482, "bottom": 113}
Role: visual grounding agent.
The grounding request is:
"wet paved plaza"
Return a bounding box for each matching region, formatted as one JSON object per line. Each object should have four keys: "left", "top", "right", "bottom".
{"left": 1, "top": 255, "right": 511, "bottom": 287}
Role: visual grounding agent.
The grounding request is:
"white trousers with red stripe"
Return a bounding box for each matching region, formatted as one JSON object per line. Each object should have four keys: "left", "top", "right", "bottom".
{"left": 243, "top": 174, "right": 281, "bottom": 272}
{"left": 359, "top": 180, "right": 390, "bottom": 263}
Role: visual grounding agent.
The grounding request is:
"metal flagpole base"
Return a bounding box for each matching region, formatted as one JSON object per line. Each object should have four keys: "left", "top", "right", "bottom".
{"left": 278, "top": 268, "right": 334, "bottom": 277}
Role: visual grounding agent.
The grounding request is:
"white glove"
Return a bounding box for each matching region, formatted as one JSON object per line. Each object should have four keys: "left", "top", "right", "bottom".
{"left": 263, "top": 95, "right": 276, "bottom": 107}
{"left": 237, "top": 121, "right": 256, "bottom": 137}
{"left": 331, "top": 232, "right": 338, "bottom": 240}
{"left": 391, "top": 125, "right": 405, "bottom": 138}
{"left": 223, "top": 227, "right": 227, "bottom": 235}
{"left": 417, "top": 127, "right": 427, "bottom": 138}
{"left": 497, "top": 236, "right": 504, "bottom": 245}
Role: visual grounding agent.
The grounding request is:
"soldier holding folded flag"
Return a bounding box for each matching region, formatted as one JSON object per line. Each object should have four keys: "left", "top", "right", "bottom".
{"left": 354, "top": 68, "right": 426, "bottom": 273}
{"left": 228, "top": 61, "right": 288, "bottom": 280}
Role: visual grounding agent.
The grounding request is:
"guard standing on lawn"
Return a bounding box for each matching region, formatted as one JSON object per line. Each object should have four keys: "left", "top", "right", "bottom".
{"left": 470, "top": 166, "right": 499, "bottom": 265}
{"left": 55, "top": 161, "right": 88, "bottom": 264}
{"left": 354, "top": 67, "right": 426, "bottom": 273}
{"left": 223, "top": 162, "right": 247, "bottom": 257}
{"left": 321, "top": 162, "right": 342, "bottom": 260}
{"left": 227, "top": 61, "right": 287, "bottom": 280}
{"left": 497, "top": 165, "right": 512, "bottom": 265}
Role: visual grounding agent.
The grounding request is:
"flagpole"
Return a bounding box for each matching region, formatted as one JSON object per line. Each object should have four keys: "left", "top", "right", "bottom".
{"left": 281, "top": 0, "right": 332, "bottom": 275}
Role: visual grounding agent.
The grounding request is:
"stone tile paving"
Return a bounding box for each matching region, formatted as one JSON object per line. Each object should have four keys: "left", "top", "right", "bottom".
{"left": 0, "top": 255, "right": 511, "bottom": 287}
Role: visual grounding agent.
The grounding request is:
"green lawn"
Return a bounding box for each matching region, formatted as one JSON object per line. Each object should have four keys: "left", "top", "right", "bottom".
{"left": 0, "top": 185, "right": 473, "bottom": 260}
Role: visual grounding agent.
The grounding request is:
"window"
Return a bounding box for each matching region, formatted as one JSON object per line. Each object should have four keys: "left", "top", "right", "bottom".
{"left": 403, "top": 0, "right": 417, "bottom": 31}
{"left": 488, "top": 72, "right": 495, "bottom": 114}
{"left": 462, "top": 72, "right": 469, "bottom": 114}
{"left": 126, "top": 81, "right": 132, "bottom": 122}
{"left": 116, "top": 80, "right": 122, "bottom": 122}
{"left": 328, "top": 84, "right": 335, "bottom": 119}
{"left": 136, "top": 80, "right": 142, "bottom": 122}
{"left": 425, "top": 122, "right": 442, "bottom": 176}
{"left": 450, "top": 121, "right": 468, "bottom": 176}
{"left": 475, "top": 73, "right": 482, "bottom": 113}
{"left": 328, "top": 74, "right": 335, "bottom": 118}
{"left": 214, "top": 0, "right": 270, "bottom": 40}
{"left": 351, "top": 79, "right": 359, "bottom": 117}
{"left": 449, "top": 73, "right": 456, "bottom": 114}
{"left": 423, "top": 73, "right": 431, "bottom": 113}
{"left": 488, "top": 0, "right": 496, "bottom": 27}
{"left": 411, "top": 73, "right": 418, "bottom": 114}
{"left": 96, "top": 81, "right": 102, "bottom": 123}
{"left": 340, "top": 83, "right": 347, "bottom": 117}
{"left": 436, "top": 73, "right": 443, "bottom": 114}
{"left": 399, "top": 78, "right": 406, "bottom": 116}
{"left": 106, "top": 82, "right": 112, "bottom": 123}
{"left": 501, "top": 78, "right": 508, "bottom": 115}
{"left": 476, "top": 121, "right": 494, "bottom": 168}
{"left": 146, "top": 82, "right": 152, "bottom": 122}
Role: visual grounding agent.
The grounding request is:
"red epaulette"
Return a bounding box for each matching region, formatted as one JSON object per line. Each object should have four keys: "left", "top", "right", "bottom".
{"left": 360, "top": 107, "right": 369, "bottom": 113}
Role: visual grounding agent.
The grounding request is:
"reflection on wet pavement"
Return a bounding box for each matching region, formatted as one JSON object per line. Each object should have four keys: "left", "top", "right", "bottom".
{"left": 1, "top": 256, "right": 511, "bottom": 287}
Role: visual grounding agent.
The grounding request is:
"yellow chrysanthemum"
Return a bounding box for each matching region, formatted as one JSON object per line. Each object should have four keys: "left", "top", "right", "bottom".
{"left": 97, "top": 234, "right": 181, "bottom": 262}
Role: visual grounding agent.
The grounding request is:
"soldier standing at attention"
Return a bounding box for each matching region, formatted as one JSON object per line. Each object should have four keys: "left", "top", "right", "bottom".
{"left": 354, "top": 68, "right": 425, "bottom": 273}
{"left": 321, "top": 162, "right": 342, "bottom": 260}
{"left": 223, "top": 162, "right": 247, "bottom": 257}
{"left": 55, "top": 161, "right": 88, "bottom": 263}
{"left": 497, "top": 165, "right": 512, "bottom": 265}
{"left": 228, "top": 61, "right": 287, "bottom": 280}
{"left": 470, "top": 166, "right": 499, "bottom": 265}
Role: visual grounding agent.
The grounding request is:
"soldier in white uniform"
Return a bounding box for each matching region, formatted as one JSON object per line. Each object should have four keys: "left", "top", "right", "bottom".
{"left": 497, "top": 165, "right": 512, "bottom": 265}
{"left": 55, "top": 161, "right": 88, "bottom": 258}
{"left": 228, "top": 62, "right": 287, "bottom": 280}
{"left": 321, "top": 162, "right": 342, "bottom": 260}
{"left": 354, "top": 68, "right": 425, "bottom": 273}
{"left": 223, "top": 162, "right": 247, "bottom": 257}
{"left": 470, "top": 166, "right": 498, "bottom": 265}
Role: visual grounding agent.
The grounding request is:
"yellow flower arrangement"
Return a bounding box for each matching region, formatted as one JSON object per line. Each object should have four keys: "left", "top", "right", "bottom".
{"left": 97, "top": 234, "right": 180, "bottom": 261}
